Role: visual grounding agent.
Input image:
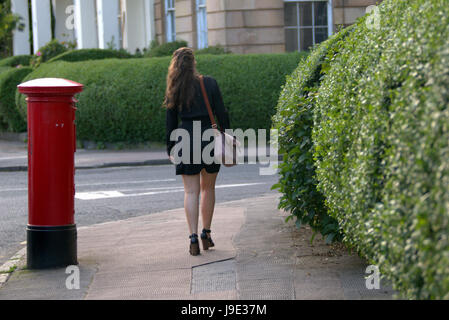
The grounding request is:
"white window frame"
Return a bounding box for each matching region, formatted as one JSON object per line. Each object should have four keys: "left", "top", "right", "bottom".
{"left": 165, "top": 0, "right": 176, "bottom": 42}
{"left": 196, "top": 0, "right": 208, "bottom": 49}
{"left": 284, "top": 0, "right": 333, "bottom": 52}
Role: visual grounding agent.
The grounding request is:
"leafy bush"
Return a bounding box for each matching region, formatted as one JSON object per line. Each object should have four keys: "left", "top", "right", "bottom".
{"left": 145, "top": 40, "right": 188, "bottom": 57}
{"left": 0, "top": 66, "right": 11, "bottom": 75}
{"left": 134, "top": 48, "right": 145, "bottom": 58}
{"left": 17, "top": 53, "right": 306, "bottom": 143}
{"left": 196, "top": 45, "right": 230, "bottom": 55}
{"left": 47, "top": 48, "right": 132, "bottom": 63}
{"left": 0, "top": 114, "right": 6, "bottom": 131}
{"left": 311, "top": 0, "right": 449, "bottom": 299}
{"left": 0, "top": 66, "right": 32, "bottom": 132}
{"left": 31, "top": 39, "right": 68, "bottom": 68}
{"left": 0, "top": 0, "right": 22, "bottom": 58}
{"left": 0, "top": 55, "right": 32, "bottom": 67}
{"left": 272, "top": 26, "right": 354, "bottom": 243}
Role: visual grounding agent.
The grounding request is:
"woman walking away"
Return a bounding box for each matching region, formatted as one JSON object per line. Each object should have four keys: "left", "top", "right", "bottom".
{"left": 165, "top": 47, "right": 231, "bottom": 256}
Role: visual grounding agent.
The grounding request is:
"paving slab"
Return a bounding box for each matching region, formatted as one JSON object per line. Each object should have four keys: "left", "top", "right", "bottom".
{"left": 0, "top": 260, "right": 97, "bottom": 300}
{"left": 0, "top": 193, "right": 396, "bottom": 300}
{"left": 232, "top": 194, "right": 396, "bottom": 300}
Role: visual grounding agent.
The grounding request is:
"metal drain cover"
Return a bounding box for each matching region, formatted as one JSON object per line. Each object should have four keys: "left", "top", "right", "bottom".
{"left": 191, "top": 259, "right": 236, "bottom": 294}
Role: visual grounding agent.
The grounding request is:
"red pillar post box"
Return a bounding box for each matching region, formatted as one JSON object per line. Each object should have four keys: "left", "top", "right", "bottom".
{"left": 18, "top": 78, "right": 83, "bottom": 269}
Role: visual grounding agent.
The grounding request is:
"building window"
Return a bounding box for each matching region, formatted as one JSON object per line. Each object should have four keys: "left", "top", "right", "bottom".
{"left": 165, "top": 0, "right": 176, "bottom": 42}
{"left": 196, "top": 0, "right": 208, "bottom": 49}
{"left": 284, "top": 0, "right": 331, "bottom": 52}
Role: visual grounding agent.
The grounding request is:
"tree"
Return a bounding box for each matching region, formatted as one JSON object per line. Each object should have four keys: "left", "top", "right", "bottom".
{"left": 0, "top": 0, "right": 24, "bottom": 58}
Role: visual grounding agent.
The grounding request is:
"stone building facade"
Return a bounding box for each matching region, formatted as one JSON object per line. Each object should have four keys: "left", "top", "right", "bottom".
{"left": 154, "top": 0, "right": 381, "bottom": 54}
{"left": 11, "top": 0, "right": 381, "bottom": 56}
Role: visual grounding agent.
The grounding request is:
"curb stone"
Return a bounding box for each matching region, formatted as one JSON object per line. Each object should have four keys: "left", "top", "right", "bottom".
{"left": 0, "top": 159, "right": 172, "bottom": 172}
{"left": 0, "top": 132, "right": 27, "bottom": 143}
{"left": 0, "top": 156, "right": 284, "bottom": 172}
{"left": 0, "top": 247, "right": 26, "bottom": 289}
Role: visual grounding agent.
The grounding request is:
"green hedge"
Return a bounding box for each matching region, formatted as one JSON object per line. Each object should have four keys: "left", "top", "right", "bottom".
{"left": 0, "top": 55, "right": 32, "bottom": 68}
{"left": 0, "top": 67, "right": 32, "bottom": 132}
{"left": 30, "top": 39, "right": 68, "bottom": 68}
{"left": 272, "top": 26, "right": 354, "bottom": 243}
{"left": 47, "top": 49, "right": 133, "bottom": 63}
{"left": 0, "top": 66, "right": 12, "bottom": 75}
{"left": 17, "top": 53, "right": 306, "bottom": 143}
{"left": 309, "top": 0, "right": 449, "bottom": 299}
{"left": 196, "top": 45, "right": 230, "bottom": 55}
{"left": 144, "top": 40, "right": 188, "bottom": 58}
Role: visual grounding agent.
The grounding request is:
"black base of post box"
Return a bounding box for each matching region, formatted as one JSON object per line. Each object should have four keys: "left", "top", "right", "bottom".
{"left": 27, "top": 225, "right": 77, "bottom": 269}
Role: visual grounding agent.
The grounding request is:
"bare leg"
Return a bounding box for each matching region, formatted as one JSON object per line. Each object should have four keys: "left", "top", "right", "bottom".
{"left": 182, "top": 174, "right": 201, "bottom": 235}
{"left": 200, "top": 169, "right": 218, "bottom": 231}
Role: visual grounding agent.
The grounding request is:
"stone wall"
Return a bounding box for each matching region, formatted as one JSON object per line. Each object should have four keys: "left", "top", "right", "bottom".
{"left": 175, "top": 0, "right": 196, "bottom": 47}
{"left": 154, "top": 0, "right": 164, "bottom": 43}
{"left": 153, "top": 0, "right": 383, "bottom": 53}
{"left": 207, "top": 0, "right": 285, "bottom": 54}
{"left": 333, "top": 0, "right": 380, "bottom": 29}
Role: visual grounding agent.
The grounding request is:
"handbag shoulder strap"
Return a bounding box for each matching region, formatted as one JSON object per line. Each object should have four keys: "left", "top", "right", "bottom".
{"left": 199, "top": 75, "right": 219, "bottom": 130}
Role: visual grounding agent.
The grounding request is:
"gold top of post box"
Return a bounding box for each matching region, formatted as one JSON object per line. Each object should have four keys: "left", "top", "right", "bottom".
{"left": 18, "top": 78, "right": 84, "bottom": 96}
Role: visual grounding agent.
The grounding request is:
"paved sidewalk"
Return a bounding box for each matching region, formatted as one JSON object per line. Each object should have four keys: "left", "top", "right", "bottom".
{"left": 0, "top": 193, "right": 395, "bottom": 300}
{"left": 0, "top": 140, "right": 170, "bottom": 171}
{"left": 0, "top": 140, "right": 280, "bottom": 172}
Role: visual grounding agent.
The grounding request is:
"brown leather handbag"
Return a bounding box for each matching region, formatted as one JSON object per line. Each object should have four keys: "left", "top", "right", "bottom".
{"left": 199, "top": 76, "right": 241, "bottom": 167}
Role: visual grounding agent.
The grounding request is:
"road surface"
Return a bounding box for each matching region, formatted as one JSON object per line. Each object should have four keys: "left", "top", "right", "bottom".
{"left": 0, "top": 163, "right": 279, "bottom": 266}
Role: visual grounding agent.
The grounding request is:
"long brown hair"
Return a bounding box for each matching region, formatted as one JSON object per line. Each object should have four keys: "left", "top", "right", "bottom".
{"left": 164, "top": 47, "right": 199, "bottom": 110}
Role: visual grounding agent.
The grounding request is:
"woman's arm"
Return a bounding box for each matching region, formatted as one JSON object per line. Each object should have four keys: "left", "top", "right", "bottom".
{"left": 166, "top": 106, "right": 178, "bottom": 156}
{"left": 211, "top": 79, "right": 231, "bottom": 130}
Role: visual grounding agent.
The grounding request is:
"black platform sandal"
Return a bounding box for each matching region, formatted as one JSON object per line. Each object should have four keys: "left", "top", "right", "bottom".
{"left": 189, "top": 234, "right": 200, "bottom": 256}
{"left": 201, "top": 229, "right": 215, "bottom": 250}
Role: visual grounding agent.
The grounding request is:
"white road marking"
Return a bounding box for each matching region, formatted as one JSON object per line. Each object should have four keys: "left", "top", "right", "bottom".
{"left": 0, "top": 156, "right": 27, "bottom": 161}
{"left": 0, "top": 179, "right": 176, "bottom": 193}
{"left": 88, "top": 164, "right": 173, "bottom": 171}
{"left": 76, "top": 179, "right": 176, "bottom": 187}
{"left": 108, "top": 186, "right": 184, "bottom": 192}
{"left": 75, "top": 182, "right": 267, "bottom": 200}
{"left": 0, "top": 187, "right": 28, "bottom": 192}
{"left": 75, "top": 191, "right": 125, "bottom": 200}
